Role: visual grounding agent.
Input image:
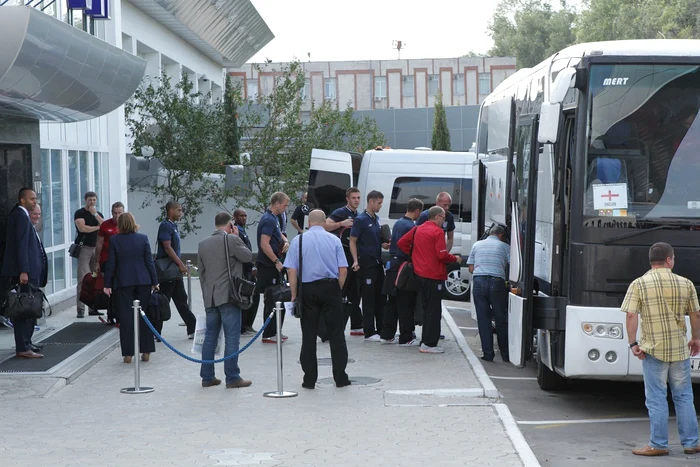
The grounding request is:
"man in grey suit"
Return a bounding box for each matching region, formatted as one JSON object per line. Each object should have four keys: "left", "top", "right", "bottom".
{"left": 197, "top": 212, "right": 253, "bottom": 388}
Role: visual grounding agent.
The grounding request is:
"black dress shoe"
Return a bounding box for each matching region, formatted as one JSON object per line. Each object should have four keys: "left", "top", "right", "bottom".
{"left": 302, "top": 382, "right": 315, "bottom": 389}
{"left": 336, "top": 380, "right": 352, "bottom": 388}
{"left": 481, "top": 356, "right": 494, "bottom": 362}
{"left": 29, "top": 344, "right": 43, "bottom": 352}
{"left": 88, "top": 310, "right": 104, "bottom": 316}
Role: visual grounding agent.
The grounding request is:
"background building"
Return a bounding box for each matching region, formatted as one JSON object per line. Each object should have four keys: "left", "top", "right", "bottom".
{"left": 0, "top": 0, "right": 272, "bottom": 304}
{"left": 228, "top": 56, "right": 516, "bottom": 111}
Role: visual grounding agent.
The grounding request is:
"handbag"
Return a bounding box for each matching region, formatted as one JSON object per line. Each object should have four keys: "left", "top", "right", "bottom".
{"left": 148, "top": 290, "right": 171, "bottom": 323}
{"left": 292, "top": 233, "right": 303, "bottom": 318}
{"left": 152, "top": 238, "right": 182, "bottom": 283}
{"left": 69, "top": 235, "right": 83, "bottom": 259}
{"left": 4, "top": 283, "right": 48, "bottom": 319}
{"left": 224, "top": 234, "right": 256, "bottom": 310}
{"left": 395, "top": 227, "right": 421, "bottom": 293}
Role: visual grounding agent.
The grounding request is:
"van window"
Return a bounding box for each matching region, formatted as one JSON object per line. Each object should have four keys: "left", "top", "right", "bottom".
{"left": 307, "top": 170, "right": 351, "bottom": 215}
{"left": 389, "top": 177, "right": 471, "bottom": 222}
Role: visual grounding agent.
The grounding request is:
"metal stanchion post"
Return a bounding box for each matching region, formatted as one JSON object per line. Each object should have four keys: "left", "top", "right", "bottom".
{"left": 186, "top": 260, "right": 193, "bottom": 311}
{"left": 121, "top": 300, "right": 155, "bottom": 394}
{"left": 264, "top": 301, "right": 298, "bottom": 398}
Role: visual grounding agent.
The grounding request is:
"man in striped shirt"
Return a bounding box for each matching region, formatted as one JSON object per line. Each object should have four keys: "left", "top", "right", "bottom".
{"left": 467, "top": 225, "right": 510, "bottom": 362}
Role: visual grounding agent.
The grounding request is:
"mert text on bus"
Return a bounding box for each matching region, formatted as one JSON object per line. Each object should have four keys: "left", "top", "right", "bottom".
{"left": 473, "top": 39, "right": 700, "bottom": 390}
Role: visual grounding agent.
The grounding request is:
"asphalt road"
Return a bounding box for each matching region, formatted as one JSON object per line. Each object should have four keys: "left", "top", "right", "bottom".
{"left": 444, "top": 301, "right": 700, "bottom": 467}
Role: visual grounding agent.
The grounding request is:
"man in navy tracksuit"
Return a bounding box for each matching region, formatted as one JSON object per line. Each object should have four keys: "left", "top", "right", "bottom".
{"left": 379, "top": 198, "right": 423, "bottom": 346}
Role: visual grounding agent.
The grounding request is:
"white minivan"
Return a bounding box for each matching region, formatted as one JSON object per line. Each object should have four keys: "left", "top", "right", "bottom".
{"left": 307, "top": 147, "right": 476, "bottom": 301}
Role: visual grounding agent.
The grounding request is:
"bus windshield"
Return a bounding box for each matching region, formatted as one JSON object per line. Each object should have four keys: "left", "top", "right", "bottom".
{"left": 583, "top": 64, "right": 700, "bottom": 227}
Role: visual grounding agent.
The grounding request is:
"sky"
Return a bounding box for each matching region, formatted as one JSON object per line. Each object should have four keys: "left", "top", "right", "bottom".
{"left": 249, "top": 0, "right": 499, "bottom": 63}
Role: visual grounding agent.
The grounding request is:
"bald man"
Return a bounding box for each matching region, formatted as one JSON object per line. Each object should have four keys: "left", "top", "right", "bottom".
{"left": 284, "top": 210, "right": 351, "bottom": 389}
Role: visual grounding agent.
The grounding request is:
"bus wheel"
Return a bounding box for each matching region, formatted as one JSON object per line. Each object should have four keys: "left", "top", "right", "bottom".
{"left": 537, "top": 350, "right": 567, "bottom": 391}
{"left": 443, "top": 266, "right": 470, "bottom": 301}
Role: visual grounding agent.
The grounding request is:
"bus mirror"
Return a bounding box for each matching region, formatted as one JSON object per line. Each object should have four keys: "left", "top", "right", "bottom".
{"left": 538, "top": 102, "right": 561, "bottom": 144}
{"left": 550, "top": 67, "right": 577, "bottom": 104}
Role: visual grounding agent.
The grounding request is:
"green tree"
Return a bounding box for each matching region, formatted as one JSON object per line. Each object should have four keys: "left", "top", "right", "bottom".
{"left": 488, "top": 0, "right": 578, "bottom": 68}
{"left": 223, "top": 74, "right": 241, "bottom": 165}
{"left": 125, "top": 73, "right": 228, "bottom": 236}
{"left": 577, "top": 0, "right": 700, "bottom": 42}
{"left": 431, "top": 92, "right": 451, "bottom": 151}
{"left": 231, "top": 61, "right": 386, "bottom": 215}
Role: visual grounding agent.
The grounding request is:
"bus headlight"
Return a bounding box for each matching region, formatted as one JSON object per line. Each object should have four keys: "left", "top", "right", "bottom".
{"left": 588, "top": 349, "right": 600, "bottom": 361}
{"left": 582, "top": 322, "right": 624, "bottom": 339}
{"left": 605, "top": 351, "right": 617, "bottom": 363}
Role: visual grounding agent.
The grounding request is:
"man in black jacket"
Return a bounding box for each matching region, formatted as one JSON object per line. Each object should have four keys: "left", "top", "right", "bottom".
{"left": 234, "top": 208, "right": 260, "bottom": 335}
{"left": 2, "top": 188, "right": 47, "bottom": 359}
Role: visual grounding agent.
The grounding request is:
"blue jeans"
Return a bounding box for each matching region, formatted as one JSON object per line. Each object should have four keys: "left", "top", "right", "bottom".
{"left": 200, "top": 303, "right": 243, "bottom": 385}
{"left": 472, "top": 276, "right": 509, "bottom": 360}
{"left": 642, "top": 354, "right": 699, "bottom": 449}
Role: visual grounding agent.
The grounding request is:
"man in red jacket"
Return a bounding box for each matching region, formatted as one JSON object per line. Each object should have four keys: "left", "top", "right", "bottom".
{"left": 398, "top": 206, "right": 461, "bottom": 353}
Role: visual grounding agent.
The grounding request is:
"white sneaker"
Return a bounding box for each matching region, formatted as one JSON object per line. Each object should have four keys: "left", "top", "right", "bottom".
{"left": 399, "top": 339, "right": 421, "bottom": 347}
{"left": 364, "top": 334, "right": 381, "bottom": 342}
{"left": 379, "top": 337, "right": 398, "bottom": 344}
{"left": 419, "top": 344, "right": 445, "bottom": 354}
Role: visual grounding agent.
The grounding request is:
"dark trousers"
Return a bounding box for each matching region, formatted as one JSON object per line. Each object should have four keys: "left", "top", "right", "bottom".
{"left": 300, "top": 279, "right": 349, "bottom": 386}
{"left": 419, "top": 277, "right": 443, "bottom": 347}
{"left": 381, "top": 290, "right": 418, "bottom": 343}
{"left": 359, "top": 265, "right": 385, "bottom": 337}
{"left": 114, "top": 285, "right": 156, "bottom": 356}
{"left": 159, "top": 278, "right": 196, "bottom": 335}
{"left": 241, "top": 290, "right": 260, "bottom": 330}
{"left": 472, "top": 276, "right": 509, "bottom": 360}
{"left": 100, "top": 261, "right": 117, "bottom": 324}
{"left": 255, "top": 265, "right": 285, "bottom": 338}
{"left": 12, "top": 317, "right": 34, "bottom": 353}
{"left": 343, "top": 269, "right": 363, "bottom": 330}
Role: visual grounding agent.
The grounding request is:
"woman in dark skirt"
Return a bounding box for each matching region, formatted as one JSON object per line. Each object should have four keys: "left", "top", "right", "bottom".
{"left": 103, "top": 212, "right": 158, "bottom": 363}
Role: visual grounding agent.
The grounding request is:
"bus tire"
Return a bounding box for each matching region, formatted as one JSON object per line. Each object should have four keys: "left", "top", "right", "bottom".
{"left": 537, "top": 350, "right": 567, "bottom": 391}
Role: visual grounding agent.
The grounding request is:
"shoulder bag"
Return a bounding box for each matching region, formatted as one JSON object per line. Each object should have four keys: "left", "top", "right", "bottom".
{"left": 292, "top": 233, "right": 303, "bottom": 318}
{"left": 69, "top": 234, "right": 84, "bottom": 259}
{"left": 3, "top": 283, "right": 51, "bottom": 319}
{"left": 224, "top": 234, "right": 256, "bottom": 310}
{"left": 153, "top": 238, "right": 181, "bottom": 283}
{"left": 395, "top": 227, "right": 421, "bottom": 293}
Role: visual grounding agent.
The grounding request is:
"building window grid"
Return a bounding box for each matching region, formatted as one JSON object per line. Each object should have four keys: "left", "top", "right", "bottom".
{"left": 246, "top": 81, "right": 258, "bottom": 101}
{"left": 403, "top": 76, "right": 414, "bottom": 97}
{"left": 324, "top": 78, "right": 336, "bottom": 100}
{"left": 454, "top": 74, "right": 465, "bottom": 96}
{"left": 479, "top": 72, "right": 491, "bottom": 95}
{"left": 428, "top": 74, "right": 439, "bottom": 96}
{"left": 374, "top": 77, "right": 387, "bottom": 99}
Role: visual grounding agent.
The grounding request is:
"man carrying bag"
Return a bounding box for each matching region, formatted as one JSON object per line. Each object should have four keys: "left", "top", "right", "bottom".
{"left": 1, "top": 188, "right": 48, "bottom": 359}
{"left": 197, "top": 212, "right": 253, "bottom": 389}
{"left": 284, "top": 210, "right": 351, "bottom": 390}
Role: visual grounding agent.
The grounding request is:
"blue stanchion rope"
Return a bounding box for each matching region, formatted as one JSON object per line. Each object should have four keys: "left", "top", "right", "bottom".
{"left": 139, "top": 310, "right": 275, "bottom": 364}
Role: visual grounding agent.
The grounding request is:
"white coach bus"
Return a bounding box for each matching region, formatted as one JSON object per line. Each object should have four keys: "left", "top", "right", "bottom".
{"left": 473, "top": 40, "right": 700, "bottom": 389}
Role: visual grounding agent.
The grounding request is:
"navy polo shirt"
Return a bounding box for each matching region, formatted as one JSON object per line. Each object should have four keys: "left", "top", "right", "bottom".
{"left": 157, "top": 220, "right": 180, "bottom": 259}
{"left": 416, "top": 209, "right": 456, "bottom": 233}
{"left": 330, "top": 206, "right": 357, "bottom": 248}
{"left": 257, "top": 209, "right": 284, "bottom": 267}
{"left": 390, "top": 216, "right": 415, "bottom": 261}
{"left": 350, "top": 210, "right": 382, "bottom": 263}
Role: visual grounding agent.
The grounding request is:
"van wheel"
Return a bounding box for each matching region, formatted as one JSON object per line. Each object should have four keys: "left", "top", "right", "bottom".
{"left": 443, "top": 267, "right": 470, "bottom": 301}
{"left": 537, "top": 350, "right": 567, "bottom": 391}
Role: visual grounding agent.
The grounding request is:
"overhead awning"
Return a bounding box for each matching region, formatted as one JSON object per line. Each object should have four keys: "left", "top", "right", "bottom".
{"left": 128, "top": 0, "right": 274, "bottom": 67}
{"left": 0, "top": 6, "right": 146, "bottom": 123}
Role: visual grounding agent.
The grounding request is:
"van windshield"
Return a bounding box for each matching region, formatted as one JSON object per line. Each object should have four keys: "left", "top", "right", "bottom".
{"left": 583, "top": 64, "right": 700, "bottom": 227}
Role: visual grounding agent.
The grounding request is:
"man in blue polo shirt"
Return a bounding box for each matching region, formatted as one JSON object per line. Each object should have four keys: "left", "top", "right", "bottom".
{"left": 416, "top": 191, "right": 456, "bottom": 252}
{"left": 157, "top": 201, "right": 197, "bottom": 338}
{"left": 255, "top": 192, "right": 290, "bottom": 343}
{"left": 467, "top": 225, "right": 510, "bottom": 362}
{"left": 349, "top": 190, "right": 389, "bottom": 341}
{"left": 326, "top": 187, "right": 363, "bottom": 336}
{"left": 380, "top": 198, "right": 423, "bottom": 346}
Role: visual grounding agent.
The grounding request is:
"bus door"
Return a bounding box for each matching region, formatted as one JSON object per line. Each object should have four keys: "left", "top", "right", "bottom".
{"left": 508, "top": 115, "right": 540, "bottom": 367}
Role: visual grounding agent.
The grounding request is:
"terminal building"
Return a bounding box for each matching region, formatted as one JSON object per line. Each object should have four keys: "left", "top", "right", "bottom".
{"left": 0, "top": 0, "right": 273, "bottom": 304}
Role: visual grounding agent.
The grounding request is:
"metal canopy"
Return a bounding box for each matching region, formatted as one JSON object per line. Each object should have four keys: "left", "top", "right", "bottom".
{"left": 0, "top": 7, "right": 146, "bottom": 123}
{"left": 128, "top": 0, "right": 274, "bottom": 67}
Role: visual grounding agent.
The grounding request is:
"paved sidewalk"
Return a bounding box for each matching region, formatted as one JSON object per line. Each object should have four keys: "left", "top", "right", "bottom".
{"left": 0, "top": 283, "right": 536, "bottom": 466}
